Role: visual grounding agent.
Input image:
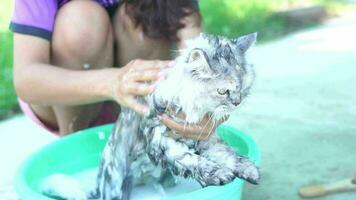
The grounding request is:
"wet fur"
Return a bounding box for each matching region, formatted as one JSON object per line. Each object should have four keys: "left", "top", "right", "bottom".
{"left": 43, "top": 33, "right": 260, "bottom": 200}
{"left": 91, "top": 33, "right": 260, "bottom": 200}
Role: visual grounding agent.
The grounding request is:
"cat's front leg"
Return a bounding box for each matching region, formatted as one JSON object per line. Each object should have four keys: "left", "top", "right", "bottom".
{"left": 92, "top": 108, "right": 140, "bottom": 200}
{"left": 91, "top": 147, "right": 131, "bottom": 200}
{"left": 198, "top": 134, "right": 260, "bottom": 185}
{"left": 147, "top": 126, "right": 227, "bottom": 187}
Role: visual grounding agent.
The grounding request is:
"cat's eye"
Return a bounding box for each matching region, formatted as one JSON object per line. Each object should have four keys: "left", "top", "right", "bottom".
{"left": 191, "top": 51, "right": 201, "bottom": 61}
{"left": 217, "top": 88, "right": 229, "bottom": 95}
{"left": 188, "top": 49, "right": 203, "bottom": 62}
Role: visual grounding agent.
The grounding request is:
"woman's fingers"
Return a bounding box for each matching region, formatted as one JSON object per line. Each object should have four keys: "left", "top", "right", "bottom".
{"left": 159, "top": 114, "right": 192, "bottom": 133}
{"left": 114, "top": 59, "right": 175, "bottom": 115}
{"left": 159, "top": 114, "right": 211, "bottom": 140}
{"left": 132, "top": 60, "right": 173, "bottom": 70}
{"left": 129, "top": 70, "right": 164, "bottom": 82}
{"left": 124, "top": 82, "right": 155, "bottom": 96}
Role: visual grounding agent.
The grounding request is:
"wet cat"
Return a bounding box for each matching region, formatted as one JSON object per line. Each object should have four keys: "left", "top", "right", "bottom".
{"left": 42, "top": 32, "right": 259, "bottom": 200}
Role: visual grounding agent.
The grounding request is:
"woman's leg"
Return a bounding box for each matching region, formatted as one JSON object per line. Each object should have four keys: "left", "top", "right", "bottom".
{"left": 30, "top": 0, "right": 114, "bottom": 136}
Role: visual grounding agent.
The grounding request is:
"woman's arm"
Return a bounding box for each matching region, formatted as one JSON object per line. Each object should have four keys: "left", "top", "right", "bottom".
{"left": 13, "top": 34, "right": 170, "bottom": 115}
{"left": 14, "top": 34, "right": 114, "bottom": 105}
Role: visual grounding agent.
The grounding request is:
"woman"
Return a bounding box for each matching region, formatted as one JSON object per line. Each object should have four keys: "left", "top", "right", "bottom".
{"left": 10, "top": 0, "right": 218, "bottom": 138}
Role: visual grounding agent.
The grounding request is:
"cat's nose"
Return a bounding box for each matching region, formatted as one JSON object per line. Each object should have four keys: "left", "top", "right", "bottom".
{"left": 231, "top": 97, "right": 241, "bottom": 106}
{"left": 232, "top": 99, "right": 240, "bottom": 106}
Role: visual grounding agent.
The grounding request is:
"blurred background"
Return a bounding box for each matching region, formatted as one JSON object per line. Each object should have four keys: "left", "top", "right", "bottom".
{"left": 1, "top": 0, "right": 354, "bottom": 120}
{"left": 1, "top": 0, "right": 356, "bottom": 200}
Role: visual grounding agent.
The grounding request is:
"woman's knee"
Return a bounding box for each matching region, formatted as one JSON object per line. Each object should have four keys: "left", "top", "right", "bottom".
{"left": 52, "top": 0, "right": 113, "bottom": 59}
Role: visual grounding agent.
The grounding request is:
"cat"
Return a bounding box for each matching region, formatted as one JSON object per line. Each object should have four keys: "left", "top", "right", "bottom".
{"left": 42, "top": 32, "right": 259, "bottom": 200}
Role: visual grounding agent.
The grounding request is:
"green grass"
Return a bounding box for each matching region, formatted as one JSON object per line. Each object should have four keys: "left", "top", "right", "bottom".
{"left": 199, "top": 0, "right": 344, "bottom": 40}
{"left": 0, "top": 0, "right": 17, "bottom": 120}
{"left": 0, "top": 32, "right": 17, "bottom": 120}
{"left": 0, "top": 0, "right": 347, "bottom": 120}
{"left": 200, "top": 0, "right": 285, "bottom": 40}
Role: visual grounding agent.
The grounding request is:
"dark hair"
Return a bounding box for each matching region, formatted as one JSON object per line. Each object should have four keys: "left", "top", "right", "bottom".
{"left": 121, "top": 0, "right": 200, "bottom": 41}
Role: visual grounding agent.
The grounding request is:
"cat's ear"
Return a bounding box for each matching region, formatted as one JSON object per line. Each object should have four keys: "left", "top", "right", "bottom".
{"left": 187, "top": 48, "right": 212, "bottom": 75}
{"left": 232, "top": 32, "right": 257, "bottom": 53}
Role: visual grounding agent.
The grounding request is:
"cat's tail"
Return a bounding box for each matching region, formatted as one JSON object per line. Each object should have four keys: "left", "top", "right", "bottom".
{"left": 41, "top": 174, "right": 89, "bottom": 200}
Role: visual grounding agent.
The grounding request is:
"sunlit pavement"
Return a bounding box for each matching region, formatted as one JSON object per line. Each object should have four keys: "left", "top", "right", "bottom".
{"left": 0, "top": 115, "right": 55, "bottom": 199}
{"left": 1, "top": 16, "right": 356, "bottom": 199}
{"left": 226, "top": 16, "right": 356, "bottom": 200}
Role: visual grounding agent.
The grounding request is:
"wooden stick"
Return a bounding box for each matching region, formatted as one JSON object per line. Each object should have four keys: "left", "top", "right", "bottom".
{"left": 299, "top": 175, "right": 356, "bottom": 198}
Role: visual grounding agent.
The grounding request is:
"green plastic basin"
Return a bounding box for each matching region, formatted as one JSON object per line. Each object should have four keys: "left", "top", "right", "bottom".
{"left": 15, "top": 124, "right": 260, "bottom": 200}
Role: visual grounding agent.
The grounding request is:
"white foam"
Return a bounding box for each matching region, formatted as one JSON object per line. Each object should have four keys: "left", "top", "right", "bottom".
{"left": 74, "top": 168, "right": 201, "bottom": 200}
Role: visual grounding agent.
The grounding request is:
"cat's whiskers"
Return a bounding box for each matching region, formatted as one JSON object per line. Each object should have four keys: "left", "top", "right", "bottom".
{"left": 209, "top": 109, "right": 227, "bottom": 138}
{"left": 208, "top": 119, "right": 217, "bottom": 138}
{"left": 163, "top": 100, "right": 178, "bottom": 120}
{"left": 183, "top": 120, "right": 188, "bottom": 132}
{"left": 164, "top": 100, "right": 172, "bottom": 114}
{"left": 197, "top": 113, "right": 214, "bottom": 141}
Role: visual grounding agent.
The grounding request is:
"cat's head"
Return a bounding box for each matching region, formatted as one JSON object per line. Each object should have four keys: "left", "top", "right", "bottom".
{"left": 153, "top": 33, "right": 256, "bottom": 123}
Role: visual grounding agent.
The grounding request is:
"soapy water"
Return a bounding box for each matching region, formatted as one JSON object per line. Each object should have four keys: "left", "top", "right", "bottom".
{"left": 43, "top": 168, "right": 202, "bottom": 200}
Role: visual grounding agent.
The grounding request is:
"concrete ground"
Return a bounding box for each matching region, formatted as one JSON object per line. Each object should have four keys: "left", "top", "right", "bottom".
{"left": 0, "top": 116, "right": 56, "bottom": 199}
{"left": 1, "top": 16, "right": 355, "bottom": 200}
{"left": 230, "top": 17, "right": 356, "bottom": 200}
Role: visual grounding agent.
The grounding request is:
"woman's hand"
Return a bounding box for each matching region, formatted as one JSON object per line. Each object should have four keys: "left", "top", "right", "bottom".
{"left": 159, "top": 113, "right": 228, "bottom": 141}
{"left": 111, "top": 59, "right": 172, "bottom": 115}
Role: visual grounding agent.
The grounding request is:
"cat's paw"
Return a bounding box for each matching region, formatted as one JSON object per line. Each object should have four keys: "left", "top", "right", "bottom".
{"left": 210, "top": 168, "right": 236, "bottom": 185}
{"left": 233, "top": 157, "right": 260, "bottom": 185}
{"left": 198, "top": 164, "right": 236, "bottom": 186}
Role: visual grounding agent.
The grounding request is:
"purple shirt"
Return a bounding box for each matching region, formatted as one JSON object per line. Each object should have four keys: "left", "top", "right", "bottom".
{"left": 10, "top": 0, "right": 119, "bottom": 41}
